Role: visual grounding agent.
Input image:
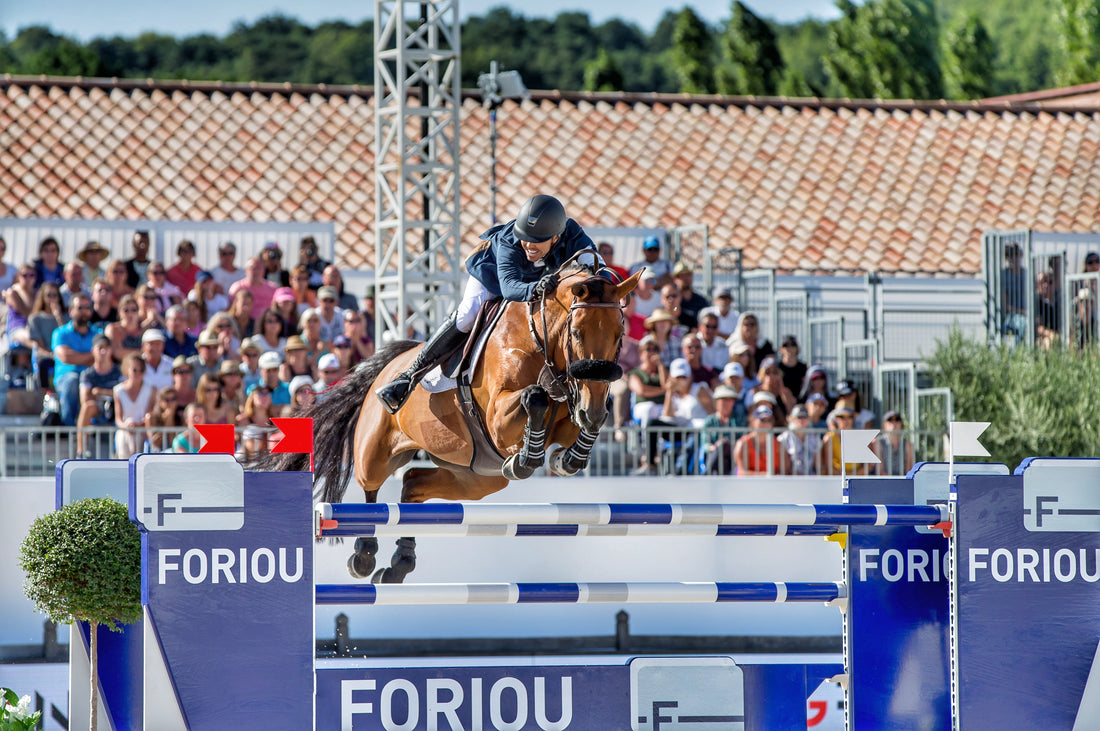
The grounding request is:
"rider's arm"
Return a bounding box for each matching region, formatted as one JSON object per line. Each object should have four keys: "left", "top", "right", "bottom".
{"left": 496, "top": 244, "right": 538, "bottom": 302}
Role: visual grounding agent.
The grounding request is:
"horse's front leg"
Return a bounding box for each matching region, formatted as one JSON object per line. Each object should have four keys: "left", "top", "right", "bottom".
{"left": 502, "top": 385, "right": 551, "bottom": 481}
{"left": 549, "top": 420, "right": 606, "bottom": 477}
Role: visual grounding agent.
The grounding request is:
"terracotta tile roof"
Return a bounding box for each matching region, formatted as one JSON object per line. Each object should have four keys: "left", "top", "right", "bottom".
{"left": 3, "top": 75, "right": 1100, "bottom": 275}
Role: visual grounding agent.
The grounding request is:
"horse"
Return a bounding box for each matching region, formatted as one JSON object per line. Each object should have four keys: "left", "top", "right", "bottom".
{"left": 262, "top": 262, "right": 642, "bottom": 583}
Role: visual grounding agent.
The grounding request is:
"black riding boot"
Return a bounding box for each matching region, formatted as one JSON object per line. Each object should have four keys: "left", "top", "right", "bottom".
{"left": 376, "top": 315, "right": 467, "bottom": 414}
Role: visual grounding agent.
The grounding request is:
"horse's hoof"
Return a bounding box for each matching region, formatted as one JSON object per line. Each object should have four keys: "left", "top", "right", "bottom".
{"left": 502, "top": 453, "right": 536, "bottom": 481}
{"left": 372, "top": 567, "right": 405, "bottom": 584}
{"left": 347, "top": 552, "right": 376, "bottom": 579}
{"left": 548, "top": 447, "right": 581, "bottom": 477}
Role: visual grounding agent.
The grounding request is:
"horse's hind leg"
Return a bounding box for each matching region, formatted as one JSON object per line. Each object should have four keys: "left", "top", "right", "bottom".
{"left": 371, "top": 466, "right": 510, "bottom": 584}
{"left": 348, "top": 536, "right": 379, "bottom": 579}
{"left": 502, "top": 385, "right": 551, "bottom": 481}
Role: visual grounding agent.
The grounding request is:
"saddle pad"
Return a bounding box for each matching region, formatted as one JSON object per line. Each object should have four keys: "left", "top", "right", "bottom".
{"left": 419, "top": 323, "right": 496, "bottom": 394}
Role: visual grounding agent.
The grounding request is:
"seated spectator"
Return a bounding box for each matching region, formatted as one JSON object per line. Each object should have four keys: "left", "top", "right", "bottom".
{"left": 124, "top": 230, "right": 152, "bottom": 290}
{"left": 183, "top": 300, "right": 204, "bottom": 337}
{"left": 134, "top": 284, "right": 166, "bottom": 330}
{"left": 289, "top": 264, "right": 318, "bottom": 314}
{"left": 169, "top": 356, "right": 197, "bottom": 409}
{"left": 323, "top": 265, "right": 359, "bottom": 312}
{"left": 631, "top": 269, "right": 661, "bottom": 318}
{"left": 146, "top": 262, "right": 183, "bottom": 313}
{"left": 806, "top": 392, "right": 829, "bottom": 429}
{"left": 316, "top": 286, "right": 344, "bottom": 342}
{"left": 196, "top": 372, "right": 235, "bottom": 425}
{"left": 272, "top": 287, "right": 300, "bottom": 336}
{"left": 777, "top": 336, "right": 806, "bottom": 397}
{"left": 330, "top": 335, "right": 357, "bottom": 372}
{"left": 1000, "top": 242, "right": 1028, "bottom": 342}
{"left": 202, "top": 311, "right": 241, "bottom": 361}
{"left": 256, "top": 307, "right": 287, "bottom": 354}
{"left": 172, "top": 403, "right": 206, "bottom": 453}
{"left": 298, "top": 309, "right": 328, "bottom": 367}
{"left": 188, "top": 332, "right": 222, "bottom": 385}
{"left": 212, "top": 241, "right": 245, "bottom": 296}
{"left": 218, "top": 359, "right": 246, "bottom": 415}
{"left": 226, "top": 288, "right": 257, "bottom": 339}
{"left": 113, "top": 352, "right": 155, "bottom": 459}
{"left": 163, "top": 305, "right": 198, "bottom": 360}
{"left": 628, "top": 235, "right": 673, "bottom": 288}
{"left": 105, "top": 258, "right": 134, "bottom": 307}
{"left": 261, "top": 242, "right": 290, "bottom": 288}
{"left": 679, "top": 333, "right": 718, "bottom": 401}
{"left": 622, "top": 290, "right": 647, "bottom": 341}
{"left": 628, "top": 335, "right": 666, "bottom": 425}
{"left": 717, "top": 362, "right": 749, "bottom": 426}
{"left": 816, "top": 406, "right": 870, "bottom": 476}
{"left": 734, "top": 405, "right": 790, "bottom": 476}
{"left": 361, "top": 285, "right": 377, "bottom": 343}
{"left": 314, "top": 352, "right": 344, "bottom": 402}
{"left": 33, "top": 236, "right": 64, "bottom": 289}
{"left": 228, "top": 257, "right": 276, "bottom": 321}
{"left": 284, "top": 375, "right": 316, "bottom": 415}
{"left": 299, "top": 236, "right": 330, "bottom": 287}
{"left": 597, "top": 242, "right": 630, "bottom": 281}
{"left": 77, "top": 241, "right": 108, "bottom": 288}
{"left": 1035, "top": 270, "right": 1061, "bottom": 349}
{"left": 21, "top": 282, "right": 67, "bottom": 387}
{"left": 341, "top": 309, "right": 374, "bottom": 365}
{"left": 140, "top": 328, "right": 173, "bottom": 391}
{"left": 89, "top": 278, "right": 117, "bottom": 329}
{"left": 106, "top": 295, "right": 146, "bottom": 364}
{"left": 236, "top": 384, "right": 277, "bottom": 428}
{"left": 697, "top": 311, "right": 728, "bottom": 370}
{"left": 248, "top": 351, "right": 291, "bottom": 406}
{"left": 58, "top": 261, "right": 86, "bottom": 308}
{"left": 728, "top": 342, "right": 760, "bottom": 394}
{"left": 4, "top": 265, "right": 37, "bottom": 346}
{"left": 751, "top": 356, "right": 796, "bottom": 427}
{"left": 1077, "top": 287, "right": 1097, "bottom": 350}
{"left": 146, "top": 387, "right": 180, "bottom": 452}
{"left": 281, "top": 335, "right": 317, "bottom": 383}
{"left": 76, "top": 335, "right": 122, "bottom": 457}
{"left": 188, "top": 270, "right": 229, "bottom": 326}
{"left": 634, "top": 358, "right": 707, "bottom": 475}
{"left": 237, "top": 424, "right": 272, "bottom": 463}
{"left": 238, "top": 337, "right": 264, "bottom": 391}
{"left": 874, "top": 410, "right": 915, "bottom": 476}
{"left": 166, "top": 240, "right": 200, "bottom": 294}
{"left": 643, "top": 308, "right": 685, "bottom": 367}
{"left": 51, "top": 293, "right": 99, "bottom": 427}
{"left": 725, "top": 312, "right": 774, "bottom": 373}
{"left": 798, "top": 364, "right": 834, "bottom": 412}
{"left": 778, "top": 404, "right": 819, "bottom": 475}
{"left": 835, "top": 380, "right": 875, "bottom": 429}
{"left": 672, "top": 262, "right": 709, "bottom": 329}
{"left": 701, "top": 384, "right": 741, "bottom": 475}
{"left": 699, "top": 287, "right": 739, "bottom": 339}
{"left": 610, "top": 300, "right": 641, "bottom": 430}
{"left": 0, "top": 236, "right": 15, "bottom": 292}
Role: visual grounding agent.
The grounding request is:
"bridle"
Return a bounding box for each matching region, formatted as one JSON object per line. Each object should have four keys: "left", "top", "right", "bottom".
{"left": 527, "top": 266, "right": 624, "bottom": 411}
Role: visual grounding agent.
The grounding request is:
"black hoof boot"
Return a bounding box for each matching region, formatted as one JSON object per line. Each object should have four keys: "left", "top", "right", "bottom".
{"left": 347, "top": 537, "right": 379, "bottom": 579}
{"left": 371, "top": 538, "right": 416, "bottom": 584}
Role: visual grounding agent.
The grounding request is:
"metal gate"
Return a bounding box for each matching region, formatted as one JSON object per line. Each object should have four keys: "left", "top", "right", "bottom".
{"left": 914, "top": 387, "right": 954, "bottom": 462}
{"left": 807, "top": 316, "right": 844, "bottom": 386}
{"left": 742, "top": 270, "right": 776, "bottom": 344}
{"left": 877, "top": 363, "right": 917, "bottom": 426}
{"left": 775, "top": 293, "right": 809, "bottom": 351}
{"left": 841, "top": 338, "right": 878, "bottom": 406}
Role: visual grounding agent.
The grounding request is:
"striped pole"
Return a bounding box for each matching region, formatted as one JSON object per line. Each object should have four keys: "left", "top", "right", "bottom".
{"left": 315, "top": 581, "right": 846, "bottom": 606}
{"left": 316, "top": 502, "right": 947, "bottom": 532}
{"left": 318, "top": 523, "right": 840, "bottom": 538}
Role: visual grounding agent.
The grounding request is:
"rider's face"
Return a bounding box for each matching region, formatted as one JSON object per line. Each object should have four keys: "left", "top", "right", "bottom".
{"left": 519, "top": 235, "right": 558, "bottom": 263}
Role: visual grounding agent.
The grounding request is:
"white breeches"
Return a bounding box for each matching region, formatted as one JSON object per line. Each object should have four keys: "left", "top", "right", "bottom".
{"left": 455, "top": 276, "right": 494, "bottom": 333}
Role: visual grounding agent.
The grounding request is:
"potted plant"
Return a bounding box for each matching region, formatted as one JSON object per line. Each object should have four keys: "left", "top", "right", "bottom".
{"left": 19, "top": 498, "right": 141, "bottom": 731}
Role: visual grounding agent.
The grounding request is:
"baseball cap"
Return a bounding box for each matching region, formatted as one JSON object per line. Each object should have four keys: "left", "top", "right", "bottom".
{"left": 781, "top": 335, "right": 799, "bottom": 348}
{"left": 332, "top": 334, "right": 351, "bottom": 348}
{"left": 195, "top": 270, "right": 213, "bottom": 283}
{"left": 791, "top": 404, "right": 810, "bottom": 419}
{"left": 289, "top": 375, "right": 314, "bottom": 398}
{"left": 807, "top": 364, "right": 827, "bottom": 380}
{"left": 92, "top": 333, "right": 111, "bottom": 348}
{"left": 713, "top": 286, "right": 732, "bottom": 300}
{"left": 258, "top": 351, "right": 283, "bottom": 370}
{"left": 836, "top": 380, "right": 855, "bottom": 396}
{"left": 807, "top": 392, "right": 828, "bottom": 405}
{"left": 752, "top": 405, "right": 774, "bottom": 420}
{"left": 721, "top": 362, "right": 744, "bottom": 380}
{"left": 318, "top": 353, "right": 340, "bottom": 371}
{"left": 141, "top": 328, "right": 166, "bottom": 344}
{"left": 831, "top": 406, "right": 855, "bottom": 418}
{"left": 728, "top": 341, "right": 751, "bottom": 357}
{"left": 318, "top": 286, "right": 338, "bottom": 302}
{"left": 752, "top": 390, "right": 778, "bottom": 406}
{"left": 274, "top": 287, "right": 296, "bottom": 304}
{"left": 668, "top": 358, "right": 691, "bottom": 379}
{"left": 640, "top": 268, "right": 658, "bottom": 282}
{"left": 884, "top": 409, "right": 902, "bottom": 422}
{"left": 713, "top": 385, "right": 738, "bottom": 400}
{"left": 642, "top": 235, "right": 660, "bottom": 250}
{"left": 759, "top": 355, "right": 779, "bottom": 371}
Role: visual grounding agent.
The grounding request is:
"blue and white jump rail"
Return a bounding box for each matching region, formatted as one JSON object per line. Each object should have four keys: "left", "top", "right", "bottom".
{"left": 60, "top": 454, "right": 1100, "bottom": 730}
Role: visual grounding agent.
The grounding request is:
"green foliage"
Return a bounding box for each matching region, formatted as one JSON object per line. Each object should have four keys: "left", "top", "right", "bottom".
{"left": 925, "top": 329, "right": 1100, "bottom": 470}
{"left": 0, "top": 688, "right": 42, "bottom": 731}
{"left": 671, "top": 8, "right": 716, "bottom": 94}
{"left": 1056, "top": 0, "right": 1100, "bottom": 86}
{"left": 19, "top": 497, "right": 141, "bottom": 631}
{"left": 942, "top": 12, "right": 996, "bottom": 99}
{"left": 825, "top": 0, "right": 943, "bottom": 99}
{"left": 584, "top": 49, "right": 624, "bottom": 91}
{"left": 716, "top": 1, "right": 785, "bottom": 95}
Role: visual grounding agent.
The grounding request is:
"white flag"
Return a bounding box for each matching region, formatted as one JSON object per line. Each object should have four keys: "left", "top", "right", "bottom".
{"left": 950, "top": 421, "right": 990, "bottom": 458}
{"left": 840, "top": 429, "right": 881, "bottom": 464}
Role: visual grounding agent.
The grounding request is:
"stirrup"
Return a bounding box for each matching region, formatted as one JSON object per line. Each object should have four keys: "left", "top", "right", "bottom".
{"left": 377, "top": 376, "right": 413, "bottom": 414}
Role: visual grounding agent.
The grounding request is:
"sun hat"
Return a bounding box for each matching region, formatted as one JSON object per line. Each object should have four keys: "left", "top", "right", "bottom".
{"left": 284, "top": 335, "right": 308, "bottom": 352}
{"left": 77, "top": 241, "right": 108, "bottom": 262}
{"left": 258, "top": 351, "right": 283, "bottom": 370}
{"left": 274, "top": 287, "right": 296, "bottom": 304}
{"left": 668, "top": 358, "right": 691, "bottom": 379}
{"left": 141, "top": 328, "right": 166, "bottom": 343}
{"left": 721, "top": 362, "right": 744, "bottom": 380}
{"left": 713, "top": 385, "right": 738, "bottom": 400}
{"left": 317, "top": 353, "right": 340, "bottom": 371}
{"left": 752, "top": 390, "right": 778, "bottom": 406}
{"left": 289, "top": 375, "right": 314, "bottom": 398}
{"left": 644, "top": 308, "right": 677, "bottom": 329}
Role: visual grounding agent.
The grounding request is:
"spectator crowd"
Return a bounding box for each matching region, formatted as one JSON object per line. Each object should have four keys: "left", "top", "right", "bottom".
{"left": 1, "top": 232, "right": 375, "bottom": 460}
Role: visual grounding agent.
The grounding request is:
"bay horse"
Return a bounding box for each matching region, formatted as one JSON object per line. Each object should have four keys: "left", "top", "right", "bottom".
{"left": 263, "top": 263, "right": 641, "bottom": 582}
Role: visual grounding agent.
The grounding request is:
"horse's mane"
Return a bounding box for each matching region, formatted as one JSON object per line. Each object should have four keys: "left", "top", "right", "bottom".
{"left": 555, "top": 262, "right": 618, "bottom": 303}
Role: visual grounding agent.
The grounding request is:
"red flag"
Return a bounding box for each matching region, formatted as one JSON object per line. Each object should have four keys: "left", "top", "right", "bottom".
{"left": 196, "top": 423, "right": 236, "bottom": 454}
{"left": 271, "top": 417, "right": 314, "bottom": 471}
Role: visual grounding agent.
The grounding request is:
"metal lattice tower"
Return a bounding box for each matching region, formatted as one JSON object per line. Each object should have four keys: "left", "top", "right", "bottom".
{"left": 374, "top": 0, "right": 462, "bottom": 341}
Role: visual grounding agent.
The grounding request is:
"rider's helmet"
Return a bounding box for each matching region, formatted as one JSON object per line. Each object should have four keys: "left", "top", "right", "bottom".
{"left": 512, "top": 195, "right": 566, "bottom": 243}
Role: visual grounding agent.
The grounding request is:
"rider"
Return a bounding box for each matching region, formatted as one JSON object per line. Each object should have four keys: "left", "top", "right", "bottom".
{"left": 377, "top": 194, "right": 602, "bottom": 414}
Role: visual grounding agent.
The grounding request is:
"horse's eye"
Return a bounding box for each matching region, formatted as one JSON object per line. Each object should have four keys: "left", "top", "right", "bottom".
{"left": 571, "top": 328, "right": 582, "bottom": 340}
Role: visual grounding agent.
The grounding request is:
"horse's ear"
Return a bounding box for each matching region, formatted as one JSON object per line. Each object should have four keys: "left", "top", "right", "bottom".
{"left": 614, "top": 270, "right": 643, "bottom": 299}
{"left": 571, "top": 282, "right": 590, "bottom": 299}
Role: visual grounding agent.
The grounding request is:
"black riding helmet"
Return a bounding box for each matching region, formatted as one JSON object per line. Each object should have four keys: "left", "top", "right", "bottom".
{"left": 512, "top": 194, "right": 567, "bottom": 243}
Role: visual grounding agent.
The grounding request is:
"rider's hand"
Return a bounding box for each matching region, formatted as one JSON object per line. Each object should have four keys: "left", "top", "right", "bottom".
{"left": 532, "top": 273, "right": 558, "bottom": 299}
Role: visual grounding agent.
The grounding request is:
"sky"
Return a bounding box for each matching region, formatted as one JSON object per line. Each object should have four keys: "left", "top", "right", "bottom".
{"left": 1, "top": 0, "right": 840, "bottom": 42}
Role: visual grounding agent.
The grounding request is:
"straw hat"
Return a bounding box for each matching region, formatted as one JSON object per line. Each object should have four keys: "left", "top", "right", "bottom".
{"left": 644, "top": 308, "right": 677, "bottom": 329}
{"left": 77, "top": 241, "right": 109, "bottom": 262}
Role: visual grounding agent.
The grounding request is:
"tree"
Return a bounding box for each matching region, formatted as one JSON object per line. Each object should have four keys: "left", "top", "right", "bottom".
{"left": 825, "top": 0, "right": 943, "bottom": 99}
{"left": 942, "top": 12, "right": 996, "bottom": 99}
{"left": 671, "top": 7, "right": 715, "bottom": 94}
{"left": 1056, "top": 0, "right": 1100, "bottom": 86}
{"left": 584, "top": 49, "right": 623, "bottom": 91}
{"left": 20, "top": 498, "right": 141, "bottom": 731}
{"left": 717, "top": 1, "right": 785, "bottom": 95}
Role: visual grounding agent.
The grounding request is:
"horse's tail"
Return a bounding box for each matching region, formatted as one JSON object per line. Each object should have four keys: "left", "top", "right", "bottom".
{"left": 253, "top": 340, "right": 421, "bottom": 503}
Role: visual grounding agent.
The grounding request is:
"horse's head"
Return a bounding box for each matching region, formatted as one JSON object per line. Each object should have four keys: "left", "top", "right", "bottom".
{"left": 544, "top": 266, "right": 642, "bottom": 431}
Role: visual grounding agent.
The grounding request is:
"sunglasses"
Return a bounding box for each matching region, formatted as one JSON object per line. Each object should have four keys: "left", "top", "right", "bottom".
{"left": 216, "top": 323, "right": 232, "bottom": 329}
{"left": 334, "top": 343, "right": 351, "bottom": 348}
